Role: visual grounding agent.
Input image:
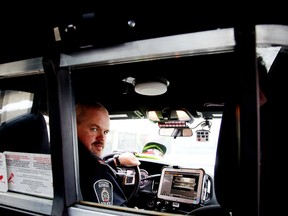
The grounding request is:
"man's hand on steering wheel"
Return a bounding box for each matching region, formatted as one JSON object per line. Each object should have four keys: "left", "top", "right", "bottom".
{"left": 116, "top": 152, "right": 141, "bottom": 167}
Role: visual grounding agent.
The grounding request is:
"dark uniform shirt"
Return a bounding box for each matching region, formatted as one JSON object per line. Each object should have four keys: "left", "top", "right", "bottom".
{"left": 78, "top": 140, "right": 127, "bottom": 206}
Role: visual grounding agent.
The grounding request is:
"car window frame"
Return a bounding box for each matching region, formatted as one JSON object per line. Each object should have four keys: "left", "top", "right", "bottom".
{"left": 0, "top": 24, "right": 287, "bottom": 215}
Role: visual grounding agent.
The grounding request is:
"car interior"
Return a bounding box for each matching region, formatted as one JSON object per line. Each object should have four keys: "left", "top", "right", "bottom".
{"left": 0, "top": 3, "right": 287, "bottom": 216}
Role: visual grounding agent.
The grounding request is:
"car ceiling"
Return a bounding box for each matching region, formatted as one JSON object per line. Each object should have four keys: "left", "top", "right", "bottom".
{"left": 3, "top": 2, "right": 286, "bottom": 119}
{"left": 0, "top": 50, "right": 233, "bottom": 119}
{"left": 71, "top": 51, "right": 236, "bottom": 117}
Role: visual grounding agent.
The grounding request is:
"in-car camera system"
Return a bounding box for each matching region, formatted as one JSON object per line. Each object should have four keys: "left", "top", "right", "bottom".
{"left": 157, "top": 167, "right": 205, "bottom": 205}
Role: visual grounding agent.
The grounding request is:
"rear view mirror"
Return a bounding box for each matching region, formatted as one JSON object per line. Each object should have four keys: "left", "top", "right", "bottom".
{"left": 159, "top": 127, "right": 193, "bottom": 137}
{"left": 147, "top": 108, "right": 194, "bottom": 138}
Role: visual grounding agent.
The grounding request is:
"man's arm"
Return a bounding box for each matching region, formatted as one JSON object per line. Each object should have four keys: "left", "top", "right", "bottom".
{"left": 106, "top": 152, "right": 140, "bottom": 169}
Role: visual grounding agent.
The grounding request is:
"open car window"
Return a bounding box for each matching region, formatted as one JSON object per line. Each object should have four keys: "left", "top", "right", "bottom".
{"left": 104, "top": 117, "right": 222, "bottom": 175}
{"left": 0, "top": 3, "right": 287, "bottom": 214}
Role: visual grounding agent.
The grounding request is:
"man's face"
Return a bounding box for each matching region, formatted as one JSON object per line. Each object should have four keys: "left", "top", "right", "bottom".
{"left": 77, "top": 107, "right": 110, "bottom": 157}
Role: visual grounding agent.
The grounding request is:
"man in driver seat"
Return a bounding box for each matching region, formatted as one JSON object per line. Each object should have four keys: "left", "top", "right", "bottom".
{"left": 76, "top": 101, "right": 140, "bottom": 206}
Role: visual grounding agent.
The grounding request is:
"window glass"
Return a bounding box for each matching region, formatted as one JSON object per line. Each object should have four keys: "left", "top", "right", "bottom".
{"left": 0, "top": 90, "right": 33, "bottom": 124}
{"left": 0, "top": 89, "right": 52, "bottom": 201}
{"left": 104, "top": 117, "right": 221, "bottom": 175}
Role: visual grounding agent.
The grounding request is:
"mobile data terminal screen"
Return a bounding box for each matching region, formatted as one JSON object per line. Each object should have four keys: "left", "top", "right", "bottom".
{"left": 157, "top": 167, "right": 205, "bottom": 205}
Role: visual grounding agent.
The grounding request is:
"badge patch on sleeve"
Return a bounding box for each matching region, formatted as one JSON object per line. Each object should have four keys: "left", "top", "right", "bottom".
{"left": 93, "top": 179, "right": 113, "bottom": 205}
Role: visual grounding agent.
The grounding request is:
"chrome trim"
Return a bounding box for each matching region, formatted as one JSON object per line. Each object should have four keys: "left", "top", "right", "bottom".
{"left": 0, "top": 192, "right": 52, "bottom": 215}
{"left": 256, "top": 24, "right": 288, "bottom": 46}
{"left": 68, "top": 203, "right": 163, "bottom": 216}
{"left": 0, "top": 57, "right": 43, "bottom": 77}
{"left": 1, "top": 24, "right": 288, "bottom": 78}
{"left": 60, "top": 28, "right": 235, "bottom": 68}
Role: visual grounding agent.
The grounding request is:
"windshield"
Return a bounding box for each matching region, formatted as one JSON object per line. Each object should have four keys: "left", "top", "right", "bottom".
{"left": 103, "top": 117, "right": 222, "bottom": 175}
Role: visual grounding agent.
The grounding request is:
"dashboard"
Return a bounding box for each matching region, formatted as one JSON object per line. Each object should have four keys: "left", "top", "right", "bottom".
{"left": 132, "top": 158, "right": 216, "bottom": 214}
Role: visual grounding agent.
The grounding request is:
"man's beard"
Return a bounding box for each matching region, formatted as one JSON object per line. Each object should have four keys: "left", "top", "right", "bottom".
{"left": 90, "top": 141, "right": 104, "bottom": 156}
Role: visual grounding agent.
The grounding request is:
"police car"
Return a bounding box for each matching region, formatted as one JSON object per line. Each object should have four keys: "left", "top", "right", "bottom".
{"left": 0, "top": 2, "right": 286, "bottom": 216}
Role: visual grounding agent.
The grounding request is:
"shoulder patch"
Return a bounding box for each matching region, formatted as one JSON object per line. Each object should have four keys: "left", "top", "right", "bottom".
{"left": 93, "top": 179, "right": 113, "bottom": 205}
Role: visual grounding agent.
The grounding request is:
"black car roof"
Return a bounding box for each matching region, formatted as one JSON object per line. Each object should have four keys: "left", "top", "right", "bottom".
{"left": 1, "top": 1, "right": 287, "bottom": 64}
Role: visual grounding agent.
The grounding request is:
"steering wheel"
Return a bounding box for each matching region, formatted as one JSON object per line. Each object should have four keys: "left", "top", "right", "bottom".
{"left": 103, "top": 152, "right": 141, "bottom": 205}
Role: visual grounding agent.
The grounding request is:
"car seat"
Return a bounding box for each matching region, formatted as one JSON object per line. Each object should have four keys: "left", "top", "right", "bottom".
{"left": 0, "top": 112, "right": 50, "bottom": 154}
